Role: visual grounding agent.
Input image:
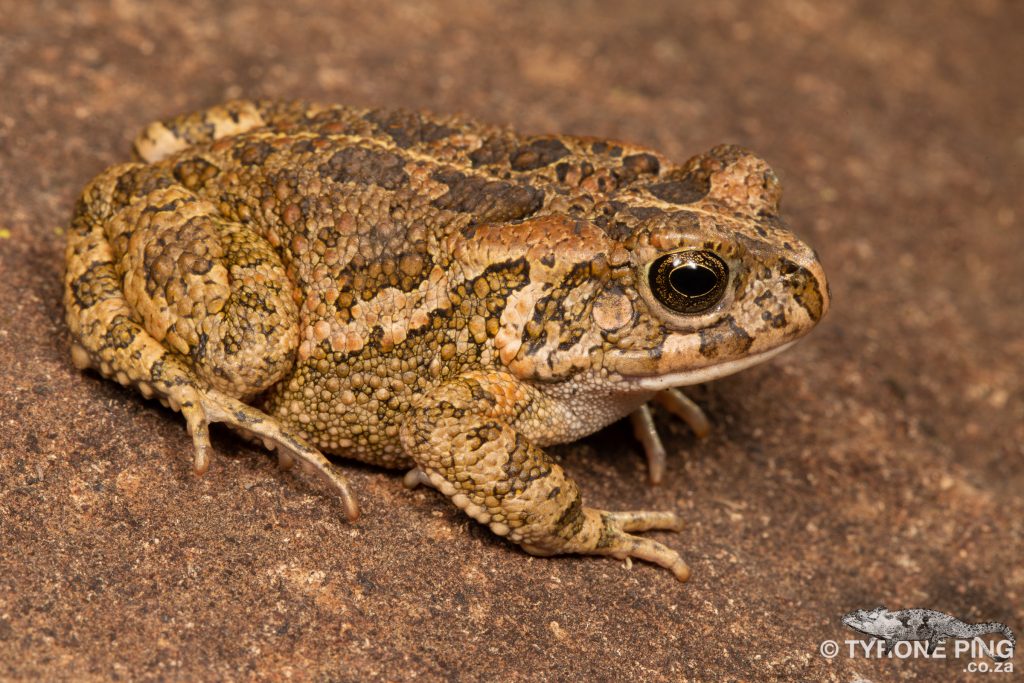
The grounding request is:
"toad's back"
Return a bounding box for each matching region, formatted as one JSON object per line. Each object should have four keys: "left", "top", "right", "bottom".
{"left": 129, "top": 101, "right": 675, "bottom": 300}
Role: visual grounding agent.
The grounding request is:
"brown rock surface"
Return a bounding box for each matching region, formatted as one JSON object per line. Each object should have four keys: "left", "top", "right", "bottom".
{"left": 1, "top": 1, "right": 1020, "bottom": 680}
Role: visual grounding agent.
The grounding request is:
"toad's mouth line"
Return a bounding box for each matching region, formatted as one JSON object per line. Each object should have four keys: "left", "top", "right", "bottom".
{"left": 625, "top": 341, "right": 797, "bottom": 391}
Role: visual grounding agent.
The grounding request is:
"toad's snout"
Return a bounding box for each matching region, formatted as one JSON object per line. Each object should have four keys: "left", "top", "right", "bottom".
{"left": 779, "top": 248, "right": 830, "bottom": 324}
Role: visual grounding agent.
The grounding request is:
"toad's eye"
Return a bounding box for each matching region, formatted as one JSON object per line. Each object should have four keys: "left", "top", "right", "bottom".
{"left": 648, "top": 250, "right": 729, "bottom": 315}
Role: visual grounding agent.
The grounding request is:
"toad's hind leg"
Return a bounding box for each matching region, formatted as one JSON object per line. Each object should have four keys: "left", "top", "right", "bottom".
{"left": 400, "top": 372, "right": 690, "bottom": 581}
{"left": 63, "top": 164, "right": 359, "bottom": 519}
{"left": 191, "top": 389, "right": 360, "bottom": 520}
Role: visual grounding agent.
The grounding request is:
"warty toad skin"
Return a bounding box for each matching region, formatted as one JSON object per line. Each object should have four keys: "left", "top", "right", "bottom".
{"left": 64, "top": 100, "right": 829, "bottom": 581}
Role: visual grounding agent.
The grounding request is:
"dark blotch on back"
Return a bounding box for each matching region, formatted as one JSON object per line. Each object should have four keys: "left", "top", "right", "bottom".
{"left": 510, "top": 138, "right": 570, "bottom": 171}
{"left": 626, "top": 206, "right": 663, "bottom": 221}
{"left": 469, "top": 137, "right": 512, "bottom": 168}
{"left": 322, "top": 146, "right": 409, "bottom": 190}
{"left": 291, "top": 138, "right": 316, "bottom": 155}
{"left": 432, "top": 169, "right": 544, "bottom": 223}
{"left": 622, "top": 153, "right": 660, "bottom": 177}
{"left": 646, "top": 171, "right": 711, "bottom": 204}
{"left": 235, "top": 141, "right": 275, "bottom": 166}
{"left": 112, "top": 167, "right": 175, "bottom": 204}
{"left": 363, "top": 109, "right": 456, "bottom": 149}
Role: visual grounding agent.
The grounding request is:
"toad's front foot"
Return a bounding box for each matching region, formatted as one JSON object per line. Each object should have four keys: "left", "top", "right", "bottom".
{"left": 523, "top": 508, "right": 690, "bottom": 582}
{"left": 630, "top": 388, "right": 711, "bottom": 484}
{"left": 403, "top": 465, "right": 688, "bottom": 579}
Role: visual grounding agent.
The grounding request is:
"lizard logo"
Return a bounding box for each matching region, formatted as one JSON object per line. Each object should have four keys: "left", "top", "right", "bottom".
{"left": 842, "top": 606, "right": 1016, "bottom": 662}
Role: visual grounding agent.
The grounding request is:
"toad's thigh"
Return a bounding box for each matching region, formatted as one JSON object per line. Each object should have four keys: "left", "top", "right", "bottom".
{"left": 114, "top": 186, "right": 299, "bottom": 397}
{"left": 66, "top": 169, "right": 299, "bottom": 399}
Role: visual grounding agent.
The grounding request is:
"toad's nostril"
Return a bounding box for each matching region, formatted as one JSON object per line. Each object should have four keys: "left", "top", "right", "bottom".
{"left": 777, "top": 258, "right": 829, "bottom": 323}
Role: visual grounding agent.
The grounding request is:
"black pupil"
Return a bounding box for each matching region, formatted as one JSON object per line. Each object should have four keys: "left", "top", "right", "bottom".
{"left": 669, "top": 263, "right": 718, "bottom": 297}
{"left": 648, "top": 250, "right": 728, "bottom": 315}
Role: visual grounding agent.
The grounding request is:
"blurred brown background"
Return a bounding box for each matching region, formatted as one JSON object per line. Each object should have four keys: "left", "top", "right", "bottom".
{"left": 1, "top": 1, "right": 1021, "bottom": 680}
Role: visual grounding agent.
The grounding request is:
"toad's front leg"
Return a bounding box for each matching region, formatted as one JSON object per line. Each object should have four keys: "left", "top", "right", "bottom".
{"left": 630, "top": 389, "right": 711, "bottom": 485}
{"left": 399, "top": 371, "right": 690, "bottom": 582}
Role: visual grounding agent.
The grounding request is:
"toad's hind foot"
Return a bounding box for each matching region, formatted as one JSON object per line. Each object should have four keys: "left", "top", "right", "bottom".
{"left": 631, "top": 389, "right": 711, "bottom": 485}
{"left": 180, "top": 387, "right": 360, "bottom": 521}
